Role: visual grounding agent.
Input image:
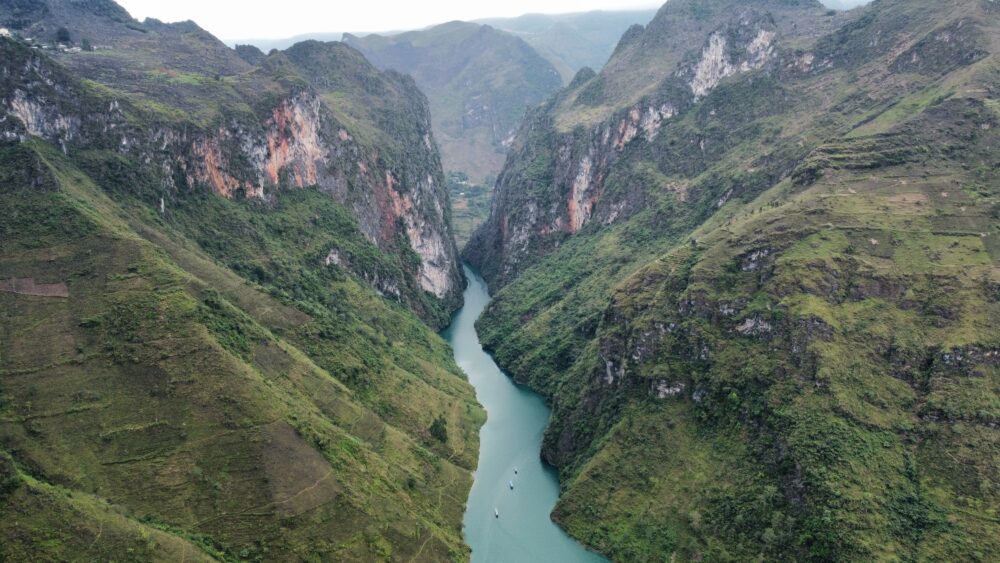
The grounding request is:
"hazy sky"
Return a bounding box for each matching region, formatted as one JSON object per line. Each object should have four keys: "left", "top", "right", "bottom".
{"left": 115, "top": 0, "right": 872, "bottom": 41}
{"left": 116, "top": 0, "right": 658, "bottom": 39}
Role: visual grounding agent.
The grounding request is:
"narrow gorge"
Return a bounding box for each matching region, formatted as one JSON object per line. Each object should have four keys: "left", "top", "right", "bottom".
{"left": 2, "top": 0, "right": 998, "bottom": 561}
{"left": 445, "top": 267, "right": 607, "bottom": 562}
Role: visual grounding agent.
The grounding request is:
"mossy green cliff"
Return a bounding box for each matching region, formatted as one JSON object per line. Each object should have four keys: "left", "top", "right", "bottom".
{"left": 466, "top": 0, "right": 1000, "bottom": 560}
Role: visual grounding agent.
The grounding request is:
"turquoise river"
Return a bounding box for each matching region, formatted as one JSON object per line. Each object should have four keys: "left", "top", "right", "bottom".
{"left": 442, "top": 266, "right": 607, "bottom": 563}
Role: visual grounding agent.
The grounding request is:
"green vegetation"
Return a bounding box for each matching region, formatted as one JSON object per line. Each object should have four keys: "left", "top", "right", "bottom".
{"left": 0, "top": 2, "right": 477, "bottom": 561}
{"left": 447, "top": 172, "right": 494, "bottom": 247}
{"left": 2, "top": 3, "right": 464, "bottom": 324}
{"left": 429, "top": 415, "right": 449, "bottom": 443}
{"left": 1, "top": 133, "right": 482, "bottom": 563}
{"left": 466, "top": 0, "right": 1000, "bottom": 560}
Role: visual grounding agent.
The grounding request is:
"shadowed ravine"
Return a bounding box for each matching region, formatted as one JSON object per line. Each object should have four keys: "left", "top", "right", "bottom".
{"left": 442, "top": 266, "right": 607, "bottom": 563}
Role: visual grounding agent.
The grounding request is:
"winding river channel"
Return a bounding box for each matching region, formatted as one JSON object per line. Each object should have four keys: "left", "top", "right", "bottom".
{"left": 442, "top": 266, "right": 607, "bottom": 563}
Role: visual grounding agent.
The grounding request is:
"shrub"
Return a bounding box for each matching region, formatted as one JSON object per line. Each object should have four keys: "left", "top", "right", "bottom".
{"left": 429, "top": 415, "right": 448, "bottom": 443}
{"left": 0, "top": 451, "right": 20, "bottom": 498}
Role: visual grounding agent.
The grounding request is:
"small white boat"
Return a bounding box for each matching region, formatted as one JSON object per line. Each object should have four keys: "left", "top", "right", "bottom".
{"left": 514, "top": 467, "right": 518, "bottom": 475}
{"left": 509, "top": 480, "right": 514, "bottom": 490}
{"left": 494, "top": 508, "right": 499, "bottom": 519}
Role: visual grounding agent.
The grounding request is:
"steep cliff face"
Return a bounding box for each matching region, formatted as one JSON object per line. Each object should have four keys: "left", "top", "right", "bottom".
{"left": 174, "top": 82, "right": 460, "bottom": 306}
{"left": 467, "top": 0, "right": 1000, "bottom": 560}
{"left": 466, "top": 0, "right": 835, "bottom": 285}
{"left": 0, "top": 25, "right": 463, "bottom": 322}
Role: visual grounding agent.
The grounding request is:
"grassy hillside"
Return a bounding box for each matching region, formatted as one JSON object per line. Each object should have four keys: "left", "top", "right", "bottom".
{"left": 0, "top": 135, "right": 482, "bottom": 562}
{"left": 446, "top": 172, "right": 495, "bottom": 248}
{"left": 0, "top": 1, "right": 481, "bottom": 560}
{"left": 466, "top": 0, "right": 1000, "bottom": 560}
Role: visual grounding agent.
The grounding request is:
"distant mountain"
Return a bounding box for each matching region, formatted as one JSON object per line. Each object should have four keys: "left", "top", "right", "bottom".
{"left": 345, "top": 21, "right": 563, "bottom": 184}
{"left": 0, "top": 1, "right": 480, "bottom": 561}
{"left": 476, "top": 9, "right": 659, "bottom": 82}
{"left": 227, "top": 32, "right": 345, "bottom": 53}
{"left": 229, "top": 4, "right": 869, "bottom": 81}
{"left": 233, "top": 43, "right": 266, "bottom": 65}
{"left": 465, "top": 0, "right": 1000, "bottom": 560}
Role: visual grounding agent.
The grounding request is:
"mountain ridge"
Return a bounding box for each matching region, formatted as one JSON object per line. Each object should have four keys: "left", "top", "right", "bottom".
{"left": 0, "top": 0, "right": 466, "bottom": 319}
{"left": 0, "top": 1, "right": 482, "bottom": 559}
{"left": 465, "top": 0, "right": 1000, "bottom": 559}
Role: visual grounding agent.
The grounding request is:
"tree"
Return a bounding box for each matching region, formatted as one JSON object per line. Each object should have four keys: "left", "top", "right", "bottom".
{"left": 56, "top": 27, "right": 71, "bottom": 44}
{"left": 428, "top": 415, "right": 448, "bottom": 443}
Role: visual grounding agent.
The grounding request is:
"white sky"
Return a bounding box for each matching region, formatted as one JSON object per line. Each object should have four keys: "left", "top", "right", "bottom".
{"left": 115, "top": 0, "right": 661, "bottom": 40}
{"left": 115, "top": 0, "right": 873, "bottom": 41}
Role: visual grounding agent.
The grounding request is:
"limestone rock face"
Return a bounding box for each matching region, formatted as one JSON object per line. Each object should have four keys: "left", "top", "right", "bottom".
{"left": 465, "top": 1, "right": 819, "bottom": 287}
{"left": 0, "top": 32, "right": 463, "bottom": 321}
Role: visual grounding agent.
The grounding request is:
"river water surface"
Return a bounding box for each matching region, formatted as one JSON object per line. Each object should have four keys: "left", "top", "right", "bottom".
{"left": 442, "top": 266, "right": 607, "bottom": 563}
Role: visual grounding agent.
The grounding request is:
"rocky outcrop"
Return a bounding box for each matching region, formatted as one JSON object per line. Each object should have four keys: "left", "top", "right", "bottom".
{"left": 684, "top": 18, "right": 777, "bottom": 101}
{"left": 0, "top": 36, "right": 463, "bottom": 317}
{"left": 465, "top": 4, "right": 793, "bottom": 287}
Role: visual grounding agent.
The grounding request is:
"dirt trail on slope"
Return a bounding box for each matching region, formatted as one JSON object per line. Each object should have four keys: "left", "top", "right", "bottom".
{"left": 0, "top": 278, "right": 69, "bottom": 298}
